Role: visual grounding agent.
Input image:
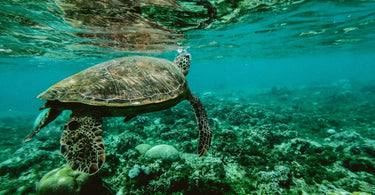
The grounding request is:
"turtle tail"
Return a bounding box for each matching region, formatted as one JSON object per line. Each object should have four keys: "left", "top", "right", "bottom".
{"left": 60, "top": 112, "right": 105, "bottom": 175}
{"left": 187, "top": 92, "right": 212, "bottom": 157}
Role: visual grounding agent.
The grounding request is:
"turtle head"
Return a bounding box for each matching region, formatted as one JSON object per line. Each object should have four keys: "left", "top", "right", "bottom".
{"left": 173, "top": 52, "right": 191, "bottom": 76}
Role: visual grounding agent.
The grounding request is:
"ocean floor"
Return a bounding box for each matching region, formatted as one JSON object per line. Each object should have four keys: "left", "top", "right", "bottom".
{"left": 1, "top": 79, "right": 375, "bottom": 194}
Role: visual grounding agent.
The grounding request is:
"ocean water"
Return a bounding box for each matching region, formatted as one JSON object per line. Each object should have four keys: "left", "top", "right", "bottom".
{"left": 1, "top": 0, "right": 375, "bottom": 194}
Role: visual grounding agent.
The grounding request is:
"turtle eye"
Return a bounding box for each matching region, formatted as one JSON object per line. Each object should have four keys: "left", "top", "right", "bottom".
{"left": 184, "top": 53, "right": 191, "bottom": 59}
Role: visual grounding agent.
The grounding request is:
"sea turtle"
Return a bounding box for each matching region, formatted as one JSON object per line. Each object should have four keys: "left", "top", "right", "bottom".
{"left": 23, "top": 52, "right": 212, "bottom": 174}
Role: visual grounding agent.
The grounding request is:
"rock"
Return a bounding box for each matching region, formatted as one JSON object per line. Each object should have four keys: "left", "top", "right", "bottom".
{"left": 135, "top": 144, "right": 152, "bottom": 155}
{"left": 37, "top": 165, "right": 110, "bottom": 195}
{"left": 145, "top": 144, "right": 180, "bottom": 162}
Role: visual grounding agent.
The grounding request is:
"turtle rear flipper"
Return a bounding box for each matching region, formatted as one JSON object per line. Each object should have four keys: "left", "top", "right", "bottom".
{"left": 23, "top": 108, "right": 61, "bottom": 143}
{"left": 187, "top": 92, "right": 212, "bottom": 157}
{"left": 60, "top": 113, "right": 105, "bottom": 175}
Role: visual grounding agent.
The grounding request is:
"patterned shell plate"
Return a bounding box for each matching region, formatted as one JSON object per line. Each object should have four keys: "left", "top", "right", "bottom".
{"left": 38, "top": 56, "right": 188, "bottom": 107}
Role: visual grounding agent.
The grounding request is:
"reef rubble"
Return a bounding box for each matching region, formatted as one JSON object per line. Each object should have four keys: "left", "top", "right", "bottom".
{"left": 0, "top": 80, "right": 374, "bottom": 194}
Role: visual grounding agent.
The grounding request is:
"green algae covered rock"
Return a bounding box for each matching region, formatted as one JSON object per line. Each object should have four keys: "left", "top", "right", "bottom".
{"left": 37, "top": 165, "right": 110, "bottom": 195}
{"left": 145, "top": 144, "right": 180, "bottom": 162}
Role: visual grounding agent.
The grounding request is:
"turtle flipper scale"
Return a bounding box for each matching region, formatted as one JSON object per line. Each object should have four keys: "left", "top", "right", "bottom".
{"left": 187, "top": 92, "right": 212, "bottom": 157}
{"left": 23, "top": 108, "right": 61, "bottom": 143}
{"left": 60, "top": 113, "right": 105, "bottom": 175}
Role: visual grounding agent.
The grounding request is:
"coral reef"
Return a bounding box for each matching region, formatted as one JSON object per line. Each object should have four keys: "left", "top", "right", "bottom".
{"left": 37, "top": 165, "right": 111, "bottom": 195}
{"left": 0, "top": 80, "right": 374, "bottom": 194}
{"left": 144, "top": 144, "right": 180, "bottom": 162}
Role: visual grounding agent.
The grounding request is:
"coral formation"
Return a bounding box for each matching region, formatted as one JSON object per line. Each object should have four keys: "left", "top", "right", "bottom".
{"left": 37, "top": 165, "right": 110, "bottom": 195}
{"left": 128, "top": 164, "right": 151, "bottom": 179}
{"left": 145, "top": 144, "right": 180, "bottom": 162}
{"left": 135, "top": 144, "right": 152, "bottom": 155}
{"left": 0, "top": 80, "right": 374, "bottom": 194}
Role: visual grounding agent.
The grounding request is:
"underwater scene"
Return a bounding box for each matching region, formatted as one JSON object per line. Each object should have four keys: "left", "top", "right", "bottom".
{"left": 1, "top": 0, "right": 375, "bottom": 194}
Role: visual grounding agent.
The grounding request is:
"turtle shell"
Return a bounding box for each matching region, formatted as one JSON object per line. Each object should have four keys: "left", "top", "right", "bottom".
{"left": 38, "top": 56, "right": 188, "bottom": 107}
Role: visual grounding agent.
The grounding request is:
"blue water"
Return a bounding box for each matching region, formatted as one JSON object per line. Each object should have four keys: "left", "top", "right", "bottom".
{"left": 1, "top": 0, "right": 374, "bottom": 112}
{"left": 2, "top": 52, "right": 375, "bottom": 112}
{"left": 1, "top": 0, "right": 375, "bottom": 194}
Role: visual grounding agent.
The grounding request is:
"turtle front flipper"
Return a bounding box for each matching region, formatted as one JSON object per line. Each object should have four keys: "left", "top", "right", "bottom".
{"left": 187, "top": 92, "right": 212, "bottom": 157}
{"left": 23, "top": 107, "right": 61, "bottom": 143}
{"left": 60, "top": 113, "right": 105, "bottom": 175}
